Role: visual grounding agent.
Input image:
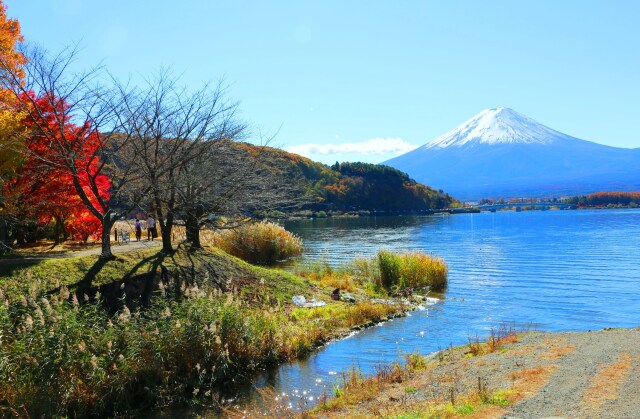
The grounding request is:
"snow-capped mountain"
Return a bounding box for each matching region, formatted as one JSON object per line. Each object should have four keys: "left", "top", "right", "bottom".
{"left": 384, "top": 108, "right": 640, "bottom": 200}
{"left": 426, "top": 107, "right": 567, "bottom": 148}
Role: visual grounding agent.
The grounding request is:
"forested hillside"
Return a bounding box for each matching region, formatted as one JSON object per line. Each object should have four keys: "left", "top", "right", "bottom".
{"left": 235, "top": 143, "right": 459, "bottom": 213}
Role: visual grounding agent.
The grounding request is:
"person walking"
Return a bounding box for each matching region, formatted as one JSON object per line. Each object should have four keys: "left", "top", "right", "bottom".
{"left": 146, "top": 215, "right": 155, "bottom": 241}
{"left": 134, "top": 219, "right": 142, "bottom": 241}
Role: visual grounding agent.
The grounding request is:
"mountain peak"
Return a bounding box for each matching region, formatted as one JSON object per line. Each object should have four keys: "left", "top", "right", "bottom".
{"left": 383, "top": 108, "right": 640, "bottom": 200}
{"left": 425, "top": 107, "right": 568, "bottom": 149}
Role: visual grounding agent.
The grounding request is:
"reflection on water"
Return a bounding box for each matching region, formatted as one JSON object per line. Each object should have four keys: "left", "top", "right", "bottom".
{"left": 229, "top": 209, "right": 640, "bottom": 410}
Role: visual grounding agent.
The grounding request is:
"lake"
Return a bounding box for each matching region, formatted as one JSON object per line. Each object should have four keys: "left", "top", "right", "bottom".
{"left": 231, "top": 209, "right": 640, "bottom": 409}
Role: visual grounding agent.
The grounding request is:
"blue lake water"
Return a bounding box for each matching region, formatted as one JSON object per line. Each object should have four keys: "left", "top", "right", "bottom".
{"left": 235, "top": 209, "right": 640, "bottom": 408}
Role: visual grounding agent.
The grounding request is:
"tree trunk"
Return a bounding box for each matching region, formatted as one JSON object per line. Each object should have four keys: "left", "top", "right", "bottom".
{"left": 0, "top": 216, "right": 10, "bottom": 254}
{"left": 161, "top": 223, "right": 173, "bottom": 253}
{"left": 185, "top": 211, "right": 201, "bottom": 249}
{"left": 100, "top": 216, "right": 114, "bottom": 259}
{"left": 53, "top": 216, "right": 66, "bottom": 245}
{"left": 159, "top": 212, "right": 174, "bottom": 253}
{"left": 16, "top": 227, "right": 26, "bottom": 245}
{"left": 156, "top": 204, "right": 174, "bottom": 254}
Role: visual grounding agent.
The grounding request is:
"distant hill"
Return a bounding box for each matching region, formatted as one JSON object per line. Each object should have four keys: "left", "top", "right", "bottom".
{"left": 234, "top": 143, "right": 459, "bottom": 212}
{"left": 384, "top": 107, "right": 640, "bottom": 200}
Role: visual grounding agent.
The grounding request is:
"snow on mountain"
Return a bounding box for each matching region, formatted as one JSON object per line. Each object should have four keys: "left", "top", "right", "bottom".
{"left": 425, "top": 107, "right": 568, "bottom": 149}
{"left": 384, "top": 108, "right": 640, "bottom": 200}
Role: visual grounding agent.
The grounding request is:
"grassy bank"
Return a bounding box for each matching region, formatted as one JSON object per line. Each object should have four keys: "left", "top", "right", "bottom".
{"left": 0, "top": 246, "right": 407, "bottom": 417}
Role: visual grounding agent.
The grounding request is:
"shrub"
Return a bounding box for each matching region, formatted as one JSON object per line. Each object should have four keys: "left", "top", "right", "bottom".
{"left": 266, "top": 210, "right": 286, "bottom": 219}
{"left": 405, "top": 353, "right": 428, "bottom": 371}
{"left": 212, "top": 221, "right": 303, "bottom": 265}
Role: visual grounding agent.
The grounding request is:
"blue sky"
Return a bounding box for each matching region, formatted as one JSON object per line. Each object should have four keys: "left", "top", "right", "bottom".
{"left": 6, "top": 0, "right": 640, "bottom": 164}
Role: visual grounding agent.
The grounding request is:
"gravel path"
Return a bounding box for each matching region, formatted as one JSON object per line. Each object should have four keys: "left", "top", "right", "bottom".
{"left": 504, "top": 328, "right": 640, "bottom": 419}
{"left": 320, "top": 327, "right": 640, "bottom": 418}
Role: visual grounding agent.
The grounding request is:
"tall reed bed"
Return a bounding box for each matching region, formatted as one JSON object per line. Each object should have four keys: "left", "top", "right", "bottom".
{"left": 294, "top": 250, "right": 448, "bottom": 295}
{"left": 0, "top": 288, "right": 295, "bottom": 416}
{"left": 377, "top": 250, "right": 448, "bottom": 292}
{"left": 211, "top": 221, "right": 303, "bottom": 265}
{"left": 0, "top": 278, "right": 400, "bottom": 416}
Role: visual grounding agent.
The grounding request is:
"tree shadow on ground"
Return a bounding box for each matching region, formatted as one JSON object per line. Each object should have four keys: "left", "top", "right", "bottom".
{"left": 173, "top": 244, "right": 228, "bottom": 292}
{"left": 41, "top": 252, "right": 169, "bottom": 313}
{"left": 38, "top": 245, "right": 239, "bottom": 314}
{"left": 0, "top": 258, "right": 42, "bottom": 276}
{"left": 91, "top": 252, "right": 169, "bottom": 313}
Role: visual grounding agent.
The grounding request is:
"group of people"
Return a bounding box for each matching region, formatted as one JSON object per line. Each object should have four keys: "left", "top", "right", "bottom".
{"left": 114, "top": 215, "right": 157, "bottom": 243}
{"left": 134, "top": 216, "right": 156, "bottom": 241}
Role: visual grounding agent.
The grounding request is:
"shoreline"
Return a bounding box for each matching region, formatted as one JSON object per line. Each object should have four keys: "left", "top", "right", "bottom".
{"left": 287, "top": 327, "right": 640, "bottom": 418}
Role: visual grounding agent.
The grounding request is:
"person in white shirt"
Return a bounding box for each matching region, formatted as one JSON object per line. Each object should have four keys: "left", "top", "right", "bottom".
{"left": 146, "top": 216, "right": 155, "bottom": 241}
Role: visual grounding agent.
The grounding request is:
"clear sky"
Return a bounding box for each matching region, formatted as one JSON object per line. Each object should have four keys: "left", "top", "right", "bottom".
{"left": 6, "top": 0, "right": 640, "bottom": 164}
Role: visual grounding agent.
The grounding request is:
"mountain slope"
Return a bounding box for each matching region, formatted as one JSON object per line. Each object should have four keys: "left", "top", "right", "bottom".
{"left": 384, "top": 108, "right": 640, "bottom": 200}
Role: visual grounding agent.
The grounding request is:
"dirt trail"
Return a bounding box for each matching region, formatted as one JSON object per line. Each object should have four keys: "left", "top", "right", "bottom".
{"left": 70, "top": 239, "right": 162, "bottom": 258}
{"left": 1, "top": 239, "right": 162, "bottom": 262}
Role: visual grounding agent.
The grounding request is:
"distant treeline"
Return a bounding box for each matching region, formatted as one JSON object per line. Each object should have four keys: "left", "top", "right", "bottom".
{"left": 563, "top": 192, "right": 640, "bottom": 206}
{"left": 237, "top": 144, "right": 459, "bottom": 213}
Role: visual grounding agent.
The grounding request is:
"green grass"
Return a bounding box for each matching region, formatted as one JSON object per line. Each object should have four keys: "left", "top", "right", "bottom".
{"left": 486, "top": 389, "right": 512, "bottom": 406}
{"left": 455, "top": 402, "right": 476, "bottom": 414}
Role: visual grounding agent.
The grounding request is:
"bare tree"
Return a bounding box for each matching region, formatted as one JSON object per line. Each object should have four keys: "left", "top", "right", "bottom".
{"left": 114, "top": 71, "right": 245, "bottom": 253}
{"left": 115, "top": 71, "right": 309, "bottom": 251}
{"left": 177, "top": 139, "right": 308, "bottom": 249}
{"left": 0, "top": 45, "right": 147, "bottom": 259}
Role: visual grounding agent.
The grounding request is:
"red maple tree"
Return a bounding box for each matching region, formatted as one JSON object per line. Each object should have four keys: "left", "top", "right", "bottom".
{"left": 13, "top": 91, "right": 110, "bottom": 242}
